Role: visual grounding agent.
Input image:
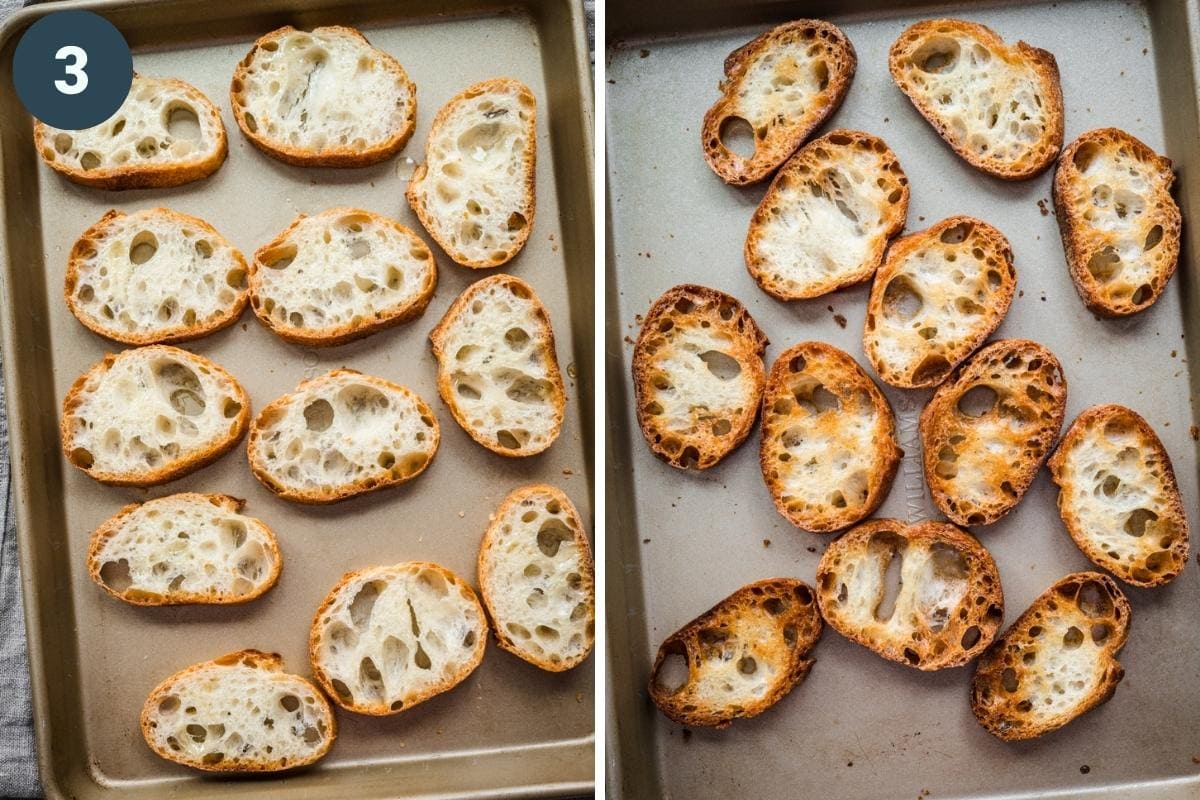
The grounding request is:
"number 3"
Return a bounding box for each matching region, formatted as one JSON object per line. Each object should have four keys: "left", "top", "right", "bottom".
{"left": 54, "top": 45, "right": 88, "bottom": 95}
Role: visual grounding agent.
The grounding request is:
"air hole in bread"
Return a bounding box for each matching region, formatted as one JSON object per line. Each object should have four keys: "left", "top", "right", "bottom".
{"left": 496, "top": 429, "right": 525, "bottom": 450}
{"left": 914, "top": 36, "right": 960, "bottom": 74}
{"left": 158, "top": 695, "right": 180, "bottom": 714}
{"left": 960, "top": 625, "right": 982, "bottom": 650}
{"left": 1001, "top": 666, "right": 1018, "bottom": 692}
{"left": 711, "top": 418, "right": 732, "bottom": 436}
{"left": 129, "top": 232, "right": 158, "bottom": 266}
{"left": 871, "top": 533, "right": 905, "bottom": 623}
{"left": 1132, "top": 283, "right": 1153, "bottom": 305}
{"left": 1091, "top": 622, "right": 1110, "bottom": 644}
{"left": 53, "top": 133, "right": 72, "bottom": 154}
{"left": 1144, "top": 225, "right": 1164, "bottom": 251}
{"left": 80, "top": 152, "right": 101, "bottom": 170}
{"left": 719, "top": 116, "right": 756, "bottom": 159}
{"left": 697, "top": 350, "right": 741, "bottom": 381}
{"left": 506, "top": 374, "right": 552, "bottom": 404}
{"left": 537, "top": 519, "right": 573, "bottom": 557}
{"left": 99, "top": 558, "right": 132, "bottom": 592}
{"left": 1075, "top": 581, "right": 1114, "bottom": 618}
{"left": 506, "top": 212, "right": 528, "bottom": 232}
{"left": 1062, "top": 625, "right": 1084, "bottom": 649}
{"left": 244, "top": 112, "right": 259, "bottom": 133}
{"left": 70, "top": 446, "right": 95, "bottom": 468}
{"left": 504, "top": 327, "right": 530, "bottom": 351}
{"left": 792, "top": 379, "right": 840, "bottom": 415}
{"left": 957, "top": 385, "right": 998, "bottom": 417}
{"left": 330, "top": 679, "right": 353, "bottom": 704}
{"left": 166, "top": 104, "right": 201, "bottom": 141}
{"left": 262, "top": 244, "right": 297, "bottom": 269}
{"left": 655, "top": 649, "right": 689, "bottom": 693}
{"left": 301, "top": 399, "right": 334, "bottom": 432}
{"left": 940, "top": 221, "right": 972, "bottom": 244}
{"left": 1123, "top": 508, "right": 1157, "bottom": 537}
{"left": 883, "top": 276, "right": 923, "bottom": 321}
{"left": 1087, "top": 247, "right": 1121, "bottom": 283}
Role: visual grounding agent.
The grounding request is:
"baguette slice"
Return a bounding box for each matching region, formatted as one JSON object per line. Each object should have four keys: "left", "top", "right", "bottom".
{"left": 648, "top": 578, "right": 822, "bottom": 728}
{"left": 864, "top": 216, "right": 1016, "bottom": 388}
{"left": 632, "top": 285, "right": 768, "bottom": 469}
{"left": 816, "top": 519, "right": 1003, "bottom": 670}
{"left": 407, "top": 78, "right": 536, "bottom": 268}
{"left": 888, "top": 19, "right": 1063, "bottom": 179}
{"left": 921, "top": 339, "right": 1066, "bottom": 526}
{"left": 34, "top": 74, "right": 227, "bottom": 190}
{"left": 972, "top": 572, "right": 1130, "bottom": 741}
{"left": 1048, "top": 405, "right": 1189, "bottom": 587}
{"left": 309, "top": 562, "right": 487, "bottom": 715}
{"left": 61, "top": 346, "right": 249, "bottom": 487}
{"left": 88, "top": 493, "right": 281, "bottom": 606}
{"left": 141, "top": 650, "right": 335, "bottom": 772}
{"left": 1053, "top": 128, "right": 1181, "bottom": 316}
{"left": 745, "top": 130, "right": 910, "bottom": 300}
{"left": 760, "top": 342, "right": 902, "bottom": 532}
{"left": 246, "top": 369, "right": 439, "bottom": 504}
{"left": 249, "top": 207, "right": 437, "bottom": 346}
{"left": 702, "top": 21, "right": 856, "bottom": 185}
{"left": 478, "top": 484, "right": 595, "bottom": 671}
{"left": 230, "top": 26, "right": 416, "bottom": 167}
{"left": 429, "top": 274, "right": 564, "bottom": 456}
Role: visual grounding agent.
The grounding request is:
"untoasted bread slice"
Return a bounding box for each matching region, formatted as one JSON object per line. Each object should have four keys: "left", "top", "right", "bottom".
{"left": 888, "top": 19, "right": 1063, "bottom": 179}
{"left": 745, "top": 130, "right": 910, "bottom": 300}
{"left": 760, "top": 343, "right": 902, "bottom": 532}
{"left": 1053, "top": 128, "right": 1181, "bottom": 316}
{"left": 648, "top": 578, "right": 822, "bottom": 728}
{"left": 921, "top": 339, "right": 1066, "bottom": 526}
{"left": 632, "top": 285, "right": 768, "bottom": 469}
{"left": 864, "top": 216, "right": 1016, "bottom": 388}
{"left": 972, "top": 572, "right": 1130, "bottom": 741}
{"left": 702, "top": 20, "right": 856, "bottom": 185}
{"left": 816, "top": 519, "right": 1003, "bottom": 670}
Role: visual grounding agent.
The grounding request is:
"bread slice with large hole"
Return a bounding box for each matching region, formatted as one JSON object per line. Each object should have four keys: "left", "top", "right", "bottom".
{"left": 61, "top": 346, "right": 249, "bottom": 487}
{"left": 230, "top": 26, "right": 415, "bottom": 167}
{"left": 971, "top": 572, "right": 1129, "bottom": 741}
{"left": 760, "top": 342, "right": 902, "bottom": 532}
{"left": 309, "top": 562, "right": 487, "bottom": 715}
{"left": 249, "top": 207, "right": 437, "bottom": 346}
{"left": 1053, "top": 128, "right": 1181, "bottom": 316}
{"left": 632, "top": 285, "right": 768, "bottom": 469}
{"left": 141, "top": 649, "right": 335, "bottom": 772}
{"left": 702, "top": 20, "right": 856, "bottom": 185}
{"left": 816, "top": 519, "right": 1003, "bottom": 670}
{"left": 648, "top": 578, "right": 822, "bottom": 728}
{"left": 864, "top": 216, "right": 1016, "bottom": 388}
{"left": 889, "top": 19, "right": 1063, "bottom": 180}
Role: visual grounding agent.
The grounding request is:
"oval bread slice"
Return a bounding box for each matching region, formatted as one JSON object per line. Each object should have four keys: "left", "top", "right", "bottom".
{"left": 632, "top": 285, "right": 768, "bottom": 469}
{"left": 61, "top": 346, "right": 249, "bottom": 486}
{"left": 309, "top": 562, "right": 488, "bottom": 715}
{"left": 141, "top": 649, "right": 335, "bottom": 771}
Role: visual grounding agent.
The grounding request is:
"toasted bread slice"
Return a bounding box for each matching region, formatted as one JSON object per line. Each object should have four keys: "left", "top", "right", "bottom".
{"left": 141, "top": 650, "right": 335, "bottom": 772}
{"left": 888, "top": 20, "right": 1063, "bottom": 180}
{"left": 309, "top": 562, "right": 487, "bottom": 715}
{"left": 816, "top": 519, "right": 1003, "bottom": 670}
{"left": 34, "top": 75, "right": 227, "bottom": 190}
{"left": 972, "top": 572, "right": 1130, "bottom": 741}
{"left": 864, "top": 216, "right": 1016, "bottom": 388}
{"left": 760, "top": 343, "right": 902, "bottom": 532}
{"left": 1053, "top": 128, "right": 1181, "bottom": 316}
{"left": 702, "top": 21, "right": 856, "bottom": 185}
{"left": 61, "top": 346, "right": 249, "bottom": 487}
{"left": 649, "top": 578, "right": 822, "bottom": 728}
{"left": 921, "top": 339, "right": 1066, "bottom": 526}
{"left": 745, "top": 130, "right": 910, "bottom": 300}
{"left": 632, "top": 285, "right": 768, "bottom": 469}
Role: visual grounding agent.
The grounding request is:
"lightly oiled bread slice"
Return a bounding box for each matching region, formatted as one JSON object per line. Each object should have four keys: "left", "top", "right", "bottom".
{"left": 816, "top": 519, "right": 1003, "bottom": 670}
{"left": 309, "top": 562, "right": 487, "bottom": 715}
{"left": 648, "top": 578, "right": 822, "bottom": 728}
{"left": 230, "top": 26, "right": 416, "bottom": 167}
{"left": 632, "top": 285, "right": 768, "bottom": 469}
{"left": 702, "top": 20, "right": 856, "bottom": 185}
{"left": 972, "top": 572, "right": 1130, "bottom": 741}
{"left": 141, "top": 649, "right": 335, "bottom": 771}
{"left": 745, "top": 129, "right": 909, "bottom": 300}
{"left": 249, "top": 207, "right": 437, "bottom": 346}
{"left": 864, "top": 216, "right": 1016, "bottom": 388}
{"left": 407, "top": 78, "right": 536, "bottom": 268}
{"left": 61, "top": 346, "right": 249, "bottom": 487}
{"left": 1053, "top": 128, "right": 1181, "bottom": 316}
{"left": 888, "top": 19, "right": 1063, "bottom": 180}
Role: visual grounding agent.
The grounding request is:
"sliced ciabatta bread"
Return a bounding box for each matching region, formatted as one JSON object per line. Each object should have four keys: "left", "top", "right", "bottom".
{"left": 888, "top": 20, "right": 1063, "bottom": 179}
{"left": 230, "top": 26, "right": 415, "bottom": 167}
{"left": 34, "top": 75, "right": 227, "bottom": 190}
{"left": 309, "top": 562, "right": 487, "bottom": 715}
{"left": 649, "top": 578, "right": 822, "bottom": 728}
{"left": 632, "top": 285, "right": 768, "bottom": 469}
{"left": 61, "top": 346, "right": 249, "bottom": 487}
{"left": 816, "top": 519, "right": 1003, "bottom": 670}
{"left": 745, "top": 130, "right": 910, "bottom": 300}
{"left": 864, "top": 216, "right": 1016, "bottom": 388}
{"left": 702, "top": 20, "right": 856, "bottom": 185}
{"left": 1053, "top": 128, "right": 1181, "bottom": 316}
{"left": 429, "top": 274, "right": 564, "bottom": 456}
{"left": 760, "top": 342, "right": 902, "bottom": 532}
{"left": 920, "top": 339, "right": 1066, "bottom": 526}
{"left": 972, "top": 572, "right": 1130, "bottom": 741}
{"left": 407, "top": 78, "right": 536, "bottom": 268}
{"left": 141, "top": 650, "right": 335, "bottom": 771}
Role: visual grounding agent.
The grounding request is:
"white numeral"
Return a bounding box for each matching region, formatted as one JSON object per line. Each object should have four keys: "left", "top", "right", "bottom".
{"left": 54, "top": 45, "right": 88, "bottom": 95}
